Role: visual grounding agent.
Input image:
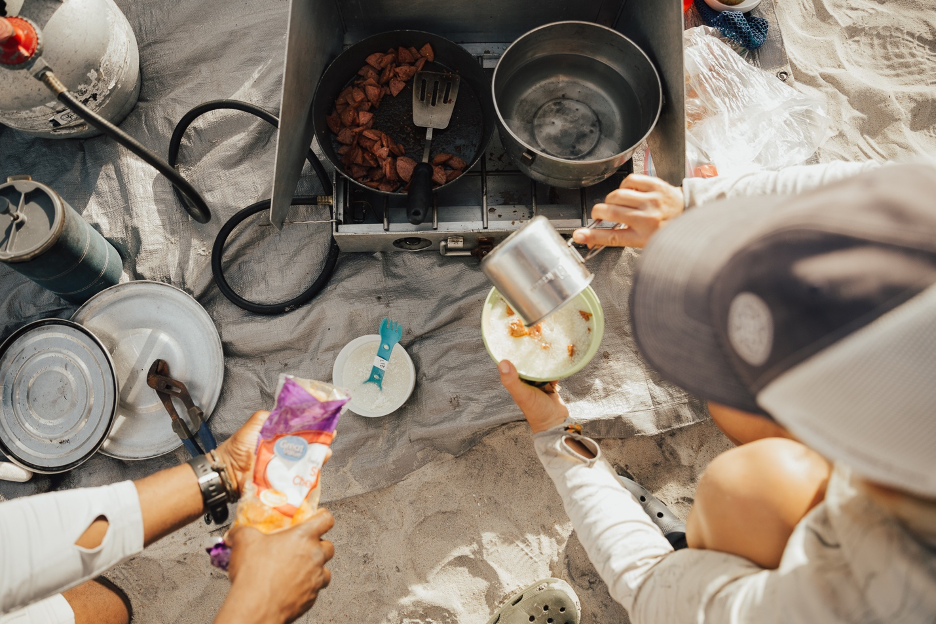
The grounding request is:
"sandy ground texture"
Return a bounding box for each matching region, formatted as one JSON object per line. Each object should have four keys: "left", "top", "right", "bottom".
{"left": 776, "top": 0, "right": 936, "bottom": 163}
{"left": 8, "top": 0, "right": 936, "bottom": 622}
{"left": 104, "top": 421, "right": 733, "bottom": 623}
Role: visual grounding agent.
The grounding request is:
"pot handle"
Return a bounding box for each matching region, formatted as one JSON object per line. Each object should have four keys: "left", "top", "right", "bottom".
{"left": 407, "top": 162, "right": 434, "bottom": 225}
{"left": 521, "top": 150, "right": 537, "bottom": 166}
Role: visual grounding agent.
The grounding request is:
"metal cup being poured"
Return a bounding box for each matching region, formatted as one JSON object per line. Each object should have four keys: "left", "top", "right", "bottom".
{"left": 481, "top": 216, "right": 595, "bottom": 327}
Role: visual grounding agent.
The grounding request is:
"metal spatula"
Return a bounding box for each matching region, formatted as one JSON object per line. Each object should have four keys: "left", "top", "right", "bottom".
{"left": 408, "top": 71, "right": 460, "bottom": 225}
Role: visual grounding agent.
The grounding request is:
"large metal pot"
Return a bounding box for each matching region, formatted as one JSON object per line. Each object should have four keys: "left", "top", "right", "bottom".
{"left": 493, "top": 21, "right": 662, "bottom": 188}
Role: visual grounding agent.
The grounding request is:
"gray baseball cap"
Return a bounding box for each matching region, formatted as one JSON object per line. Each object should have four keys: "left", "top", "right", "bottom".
{"left": 630, "top": 164, "right": 936, "bottom": 497}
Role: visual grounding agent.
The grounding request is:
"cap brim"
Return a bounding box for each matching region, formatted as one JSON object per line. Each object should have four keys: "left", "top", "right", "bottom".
{"left": 629, "top": 193, "right": 791, "bottom": 416}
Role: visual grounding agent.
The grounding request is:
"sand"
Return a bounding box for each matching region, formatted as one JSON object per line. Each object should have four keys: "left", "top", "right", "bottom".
{"left": 12, "top": 1, "right": 936, "bottom": 621}
{"left": 104, "top": 421, "right": 733, "bottom": 623}
{"left": 776, "top": 0, "right": 936, "bottom": 164}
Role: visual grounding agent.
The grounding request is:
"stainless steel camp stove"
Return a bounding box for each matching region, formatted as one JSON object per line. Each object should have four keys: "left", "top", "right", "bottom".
{"left": 270, "top": 0, "right": 687, "bottom": 233}
{"left": 331, "top": 127, "right": 634, "bottom": 255}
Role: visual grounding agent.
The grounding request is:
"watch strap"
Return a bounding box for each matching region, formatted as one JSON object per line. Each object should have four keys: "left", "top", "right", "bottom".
{"left": 187, "top": 454, "right": 229, "bottom": 525}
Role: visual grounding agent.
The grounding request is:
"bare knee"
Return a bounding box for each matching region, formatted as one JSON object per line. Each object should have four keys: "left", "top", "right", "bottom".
{"left": 708, "top": 401, "right": 796, "bottom": 446}
{"left": 687, "top": 438, "right": 831, "bottom": 569}
{"left": 62, "top": 578, "right": 131, "bottom": 624}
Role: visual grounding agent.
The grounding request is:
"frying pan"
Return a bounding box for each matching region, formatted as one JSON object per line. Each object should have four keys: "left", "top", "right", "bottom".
{"left": 312, "top": 31, "right": 495, "bottom": 225}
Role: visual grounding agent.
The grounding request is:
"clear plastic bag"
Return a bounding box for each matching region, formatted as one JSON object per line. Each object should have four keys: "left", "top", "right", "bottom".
{"left": 207, "top": 375, "right": 349, "bottom": 570}
{"left": 684, "top": 26, "right": 833, "bottom": 177}
{"left": 234, "top": 375, "right": 350, "bottom": 533}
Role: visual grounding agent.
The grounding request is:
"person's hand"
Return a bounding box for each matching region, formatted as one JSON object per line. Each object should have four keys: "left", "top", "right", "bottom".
{"left": 572, "top": 173, "right": 684, "bottom": 249}
{"left": 217, "top": 509, "right": 335, "bottom": 624}
{"left": 498, "top": 360, "right": 569, "bottom": 433}
{"left": 213, "top": 410, "right": 269, "bottom": 497}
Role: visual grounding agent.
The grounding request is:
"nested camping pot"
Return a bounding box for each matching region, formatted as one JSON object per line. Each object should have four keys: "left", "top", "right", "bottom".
{"left": 0, "top": 176, "right": 122, "bottom": 304}
{"left": 0, "top": 319, "right": 117, "bottom": 473}
{"left": 493, "top": 21, "right": 662, "bottom": 188}
{"left": 481, "top": 216, "right": 594, "bottom": 326}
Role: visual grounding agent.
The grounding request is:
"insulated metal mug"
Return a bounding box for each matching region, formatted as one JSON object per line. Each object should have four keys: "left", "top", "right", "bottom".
{"left": 481, "top": 216, "right": 593, "bottom": 326}
{"left": 0, "top": 175, "right": 122, "bottom": 304}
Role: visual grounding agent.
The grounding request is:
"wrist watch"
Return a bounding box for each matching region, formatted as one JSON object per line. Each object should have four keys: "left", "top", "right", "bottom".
{"left": 187, "top": 454, "right": 230, "bottom": 525}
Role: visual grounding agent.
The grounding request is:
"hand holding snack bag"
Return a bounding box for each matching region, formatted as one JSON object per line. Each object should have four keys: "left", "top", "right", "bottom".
{"left": 208, "top": 375, "right": 350, "bottom": 569}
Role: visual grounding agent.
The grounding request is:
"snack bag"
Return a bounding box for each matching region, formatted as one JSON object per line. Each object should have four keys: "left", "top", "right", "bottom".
{"left": 237, "top": 375, "right": 349, "bottom": 532}
{"left": 208, "top": 375, "right": 348, "bottom": 570}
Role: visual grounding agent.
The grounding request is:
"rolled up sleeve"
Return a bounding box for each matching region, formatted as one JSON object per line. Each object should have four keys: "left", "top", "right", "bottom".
{"left": 0, "top": 481, "right": 144, "bottom": 615}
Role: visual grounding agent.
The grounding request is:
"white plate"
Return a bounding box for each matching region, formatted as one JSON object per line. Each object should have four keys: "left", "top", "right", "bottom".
{"left": 332, "top": 335, "right": 415, "bottom": 418}
{"left": 72, "top": 281, "right": 224, "bottom": 459}
{"left": 702, "top": 0, "right": 762, "bottom": 12}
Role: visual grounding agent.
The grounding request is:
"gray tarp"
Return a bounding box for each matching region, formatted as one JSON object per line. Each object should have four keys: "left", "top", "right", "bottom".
{"left": 0, "top": 0, "right": 704, "bottom": 502}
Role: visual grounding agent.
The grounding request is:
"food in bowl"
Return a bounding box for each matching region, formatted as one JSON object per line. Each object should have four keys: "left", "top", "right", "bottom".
{"left": 484, "top": 291, "right": 595, "bottom": 380}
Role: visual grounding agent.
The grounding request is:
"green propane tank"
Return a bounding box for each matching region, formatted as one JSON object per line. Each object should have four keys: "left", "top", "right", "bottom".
{"left": 0, "top": 176, "right": 122, "bottom": 303}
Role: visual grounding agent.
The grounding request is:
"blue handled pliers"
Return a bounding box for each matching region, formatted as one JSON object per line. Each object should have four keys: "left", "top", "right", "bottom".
{"left": 147, "top": 359, "right": 217, "bottom": 457}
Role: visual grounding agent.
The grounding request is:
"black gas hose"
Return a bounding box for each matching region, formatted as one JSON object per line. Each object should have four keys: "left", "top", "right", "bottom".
{"left": 166, "top": 99, "right": 333, "bottom": 198}
{"left": 37, "top": 69, "right": 213, "bottom": 223}
{"left": 211, "top": 197, "right": 339, "bottom": 315}
{"left": 169, "top": 99, "right": 338, "bottom": 315}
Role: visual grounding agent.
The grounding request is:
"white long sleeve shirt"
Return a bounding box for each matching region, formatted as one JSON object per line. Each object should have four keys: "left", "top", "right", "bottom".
{"left": 0, "top": 481, "right": 144, "bottom": 616}
{"left": 534, "top": 429, "right": 936, "bottom": 623}
{"left": 682, "top": 160, "right": 883, "bottom": 209}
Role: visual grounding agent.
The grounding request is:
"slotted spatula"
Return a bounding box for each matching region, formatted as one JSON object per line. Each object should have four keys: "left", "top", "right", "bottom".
{"left": 408, "top": 71, "right": 460, "bottom": 225}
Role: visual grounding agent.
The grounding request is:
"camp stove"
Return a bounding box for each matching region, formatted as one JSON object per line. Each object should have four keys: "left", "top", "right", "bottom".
{"left": 331, "top": 127, "right": 633, "bottom": 256}
{"left": 325, "top": 42, "right": 637, "bottom": 256}
{"left": 271, "top": 0, "right": 686, "bottom": 238}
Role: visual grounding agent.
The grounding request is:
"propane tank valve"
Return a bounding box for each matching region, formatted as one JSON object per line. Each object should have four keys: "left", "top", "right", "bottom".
{"left": 0, "top": 16, "right": 40, "bottom": 68}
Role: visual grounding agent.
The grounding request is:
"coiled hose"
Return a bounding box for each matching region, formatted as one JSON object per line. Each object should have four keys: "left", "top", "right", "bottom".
{"left": 40, "top": 70, "right": 339, "bottom": 315}
{"left": 37, "top": 70, "right": 213, "bottom": 224}
{"left": 168, "top": 99, "right": 338, "bottom": 315}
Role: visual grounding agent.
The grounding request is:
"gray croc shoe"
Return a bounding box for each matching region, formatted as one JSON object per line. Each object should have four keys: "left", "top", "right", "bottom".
{"left": 486, "top": 578, "right": 580, "bottom": 624}
{"left": 617, "top": 475, "right": 688, "bottom": 550}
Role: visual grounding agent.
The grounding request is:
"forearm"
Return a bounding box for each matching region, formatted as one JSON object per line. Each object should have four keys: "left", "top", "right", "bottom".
{"left": 136, "top": 463, "right": 205, "bottom": 547}
{"left": 533, "top": 429, "right": 672, "bottom": 613}
{"left": 683, "top": 161, "right": 883, "bottom": 209}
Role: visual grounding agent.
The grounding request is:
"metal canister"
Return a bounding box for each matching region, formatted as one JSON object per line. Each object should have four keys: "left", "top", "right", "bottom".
{"left": 0, "top": 319, "right": 117, "bottom": 473}
{"left": 481, "top": 216, "right": 594, "bottom": 326}
{"left": 0, "top": 176, "right": 122, "bottom": 304}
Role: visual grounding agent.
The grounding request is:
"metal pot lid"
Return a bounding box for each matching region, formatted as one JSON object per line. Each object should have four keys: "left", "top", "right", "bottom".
{"left": 0, "top": 319, "right": 117, "bottom": 472}
{"left": 0, "top": 176, "right": 64, "bottom": 262}
{"left": 71, "top": 281, "right": 224, "bottom": 459}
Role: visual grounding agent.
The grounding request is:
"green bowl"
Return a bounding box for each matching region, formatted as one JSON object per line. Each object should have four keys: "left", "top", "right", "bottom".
{"left": 481, "top": 286, "right": 605, "bottom": 382}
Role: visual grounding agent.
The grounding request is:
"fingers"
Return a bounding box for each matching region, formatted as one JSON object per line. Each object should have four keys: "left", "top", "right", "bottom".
{"left": 498, "top": 360, "right": 538, "bottom": 409}
{"left": 620, "top": 173, "right": 670, "bottom": 193}
{"left": 593, "top": 202, "right": 664, "bottom": 228}
{"left": 320, "top": 539, "right": 335, "bottom": 562}
{"left": 320, "top": 567, "right": 332, "bottom": 590}
{"left": 574, "top": 226, "right": 646, "bottom": 249}
{"left": 246, "top": 410, "right": 270, "bottom": 426}
{"left": 224, "top": 525, "right": 261, "bottom": 549}
{"left": 601, "top": 189, "right": 665, "bottom": 214}
{"left": 294, "top": 508, "right": 335, "bottom": 539}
